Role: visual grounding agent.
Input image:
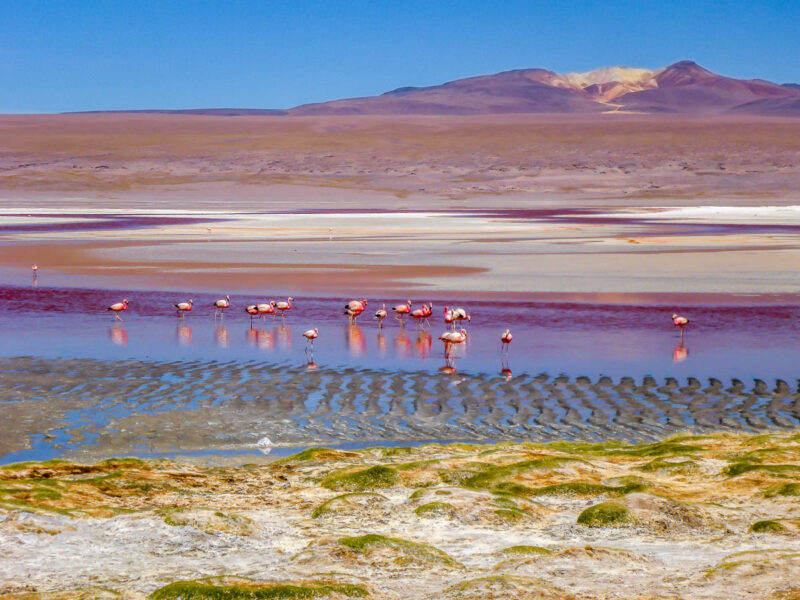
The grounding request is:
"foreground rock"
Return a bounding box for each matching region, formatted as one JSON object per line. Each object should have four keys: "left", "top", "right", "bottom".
{"left": 1, "top": 433, "right": 799, "bottom": 599}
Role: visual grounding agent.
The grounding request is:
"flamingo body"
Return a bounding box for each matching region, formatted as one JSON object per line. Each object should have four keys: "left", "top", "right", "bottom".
{"left": 107, "top": 299, "right": 129, "bottom": 321}
{"left": 175, "top": 299, "right": 193, "bottom": 318}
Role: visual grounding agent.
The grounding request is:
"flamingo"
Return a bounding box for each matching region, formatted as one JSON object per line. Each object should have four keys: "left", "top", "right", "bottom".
{"left": 453, "top": 307, "right": 471, "bottom": 328}
{"left": 245, "top": 304, "right": 259, "bottom": 324}
{"left": 411, "top": 302, "right": 433, "bottom": 329}
{"left": 107, "top": 298, "right": 129, "bottom": 322}
{"left": 174, "top": 299, "right": 193, "bottom": 318}
{"left": 302, "top": 327, "right": 319, "bottom": 352}
{"left": 501, "top": 329, "right": 513, "bottom": 354}
{"left": 439, "top": 328, "right": 467, "bottom": 358}
{"left": 374, "top": 303, "right": 387, "bottom": 328}
{"left": 275, "top": 297, "right": 293, "bottom": 323}
{"left": 31, "top": 264, "right": 38, "bottom": 272}
{"left": 344, "top": 299, "right": 367, "bottom": 325}
{"left": 213, "top": 295, "right": 230, "bottom": 319}
{"left": 392, "top": 300, "right": 412, "bottom": 326}
{"left": 672, "top": 313, "right": 689, "bottom": 343}
{"left": 257, "top": 300, "right": 276, "bottom": 321}
{"left": 444, "top": 306, "right": 456, "bottom": 330}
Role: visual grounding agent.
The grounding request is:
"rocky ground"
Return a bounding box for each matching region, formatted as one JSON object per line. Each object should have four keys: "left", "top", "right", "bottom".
{"left": 1, "top": 432, "right": 799, "bottom": 599}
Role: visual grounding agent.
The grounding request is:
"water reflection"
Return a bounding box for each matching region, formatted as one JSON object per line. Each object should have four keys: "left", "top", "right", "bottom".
{"left": 394, "top": 331, "right": 411, "bottom": 358}
{"left": 108, "top": 325, "right": 127, "bottom": 346}
{"left": 177, "top": 324, "right": 192, "bottom": 346}
{"left": 215, "top": 325, "right": 229, "bottom": 349}
{"left": 414, "top": 330, "right": 432, "bottom": 359}
{"left": 276, "top": 326, "right": 292, "bottom": 350}
{"left": 346, "top": 325, "right": 366, "bottom": 357}
{"left": 673, "top": 343, "right": 689, "bottom": 364}
{"left": 376, "top": 332, "right": 387, "bottom": 357}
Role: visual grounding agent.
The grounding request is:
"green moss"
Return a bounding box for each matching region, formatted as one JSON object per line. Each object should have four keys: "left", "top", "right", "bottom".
{"left": 723, "top": 462, "right": 800, "bottom": 478}
{"left": 546, "top": 439, "right": 702, "bottom": 457}
{"left": 462, "top": 457, "right": 581, "bottom": 490}
{"left": 414, "top": 501, "right": 454, "bottom": 517}
{"left": 750, "top": 520, "right": 788, "bottom": 534}
{"left": 764, "top": 483, "right": 800, "bottom": 497}
{"left": 501, "top": 545, "right": 552, "bottom": 556}
{"left": 577, "top": 502, "right": 630, "bottom": 527}
{"left": 150, "top": 580, "right": 368, "bottom": 599}
{"left": 0, "top": 459, "right": 71, "bottom": 470}
{"left": 275, "top": 448, "right": 358, "bottom": 465}
{"left": 494, "top": 508, "right": 526, "bottom": 522}
{"left": 338, "top": 534, "right": 461, "bottom": 568}
{"left": 434, "top": 490, "right": 452, "bottom": 495}
{"left": 636, "top": 457, "right": 696, "bottom": 472}
{"left": 311, "top": 493, "right": 388, "bottom": 519}
{"left": 321, "top": 466, "right": 398, "bottom": 491}
{"left": 447, "top": 575, "right": 559, "bottom": 594}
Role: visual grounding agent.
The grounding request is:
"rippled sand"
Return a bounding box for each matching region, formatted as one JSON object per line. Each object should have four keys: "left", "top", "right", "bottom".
{"left": 1, "top": 433, "right": 799, "bottom": 598}
{"left": 3, "top": 356, "right": 799, "bottom": 465}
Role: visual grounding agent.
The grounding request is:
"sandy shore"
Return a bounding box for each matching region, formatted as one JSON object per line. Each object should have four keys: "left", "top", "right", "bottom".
{"left": 1, "top": 432, "right": 799, "bottom": 599}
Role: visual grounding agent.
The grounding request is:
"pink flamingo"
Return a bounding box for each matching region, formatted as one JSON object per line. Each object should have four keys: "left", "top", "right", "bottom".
{"left": 444, "top": 306, "right": 456, "bottom": 331}
{"left": 439, "top": 328, "right": 467, "bottom": 358}
{"left": 174, "top": 299, "right": 193, "bottom": 319}
{"left": 392, "top": 300, "right": 412, "bottom": 327}
{"left": 275, "top": 297, "right": 293, "bottom": 324}
{"left": 501, "top": 329, "right": 512, "bottom": 354}
{"left": 31, "top": 264, "right": 38, "bottom": 273}
{"left": 302, "top": 327, "right": 319, "bottom": 353}
{"left": 344, "top": 299, "right": 367, "bottom": 325}
{"left": 106, "top": 299, "right": 129, "bottom": 322}
{"left": 411, "top": 302, "right": 433, "bottom": 329}
{"left": 672, "top": 313, "right": 689, "bottom": 343}
{"left": 213, "top": 295, "right": 230, "bottom": 319}
{"left": 374, "top": 303, "right": 387, "bottom": 328}
{"left": 245, "top": 304, "right": 259, "bottom": 324}
{"left": 453, "top": 307, "right": 471, "bottom": 328}
{"left": 257, "top": 300, "right": 276, "bottom": 321}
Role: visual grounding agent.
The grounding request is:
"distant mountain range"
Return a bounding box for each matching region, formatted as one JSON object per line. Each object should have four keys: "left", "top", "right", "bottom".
{"left": 77, "top": 61, "right": 800, "bottom": 117}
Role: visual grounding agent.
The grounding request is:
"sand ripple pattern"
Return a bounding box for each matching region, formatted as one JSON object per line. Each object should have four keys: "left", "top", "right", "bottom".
{"left": 2, "top": 356, "right": 799, "bottom": 461}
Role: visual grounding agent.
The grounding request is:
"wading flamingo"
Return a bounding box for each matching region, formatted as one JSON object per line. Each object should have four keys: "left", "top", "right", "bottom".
{"left": 501, "top": 329, "right": 512, "bottom": 354}
{"left": 672, "top": 313, "right": 689, "bottom": 343}
{"left": 453, "top": 307, "right": 471, "bottom": 329}
{"left": 374, "top": 303, "right": 387, "bottom": 328}
{"left": 392, "top": 300, "right": 412, "bottom": 326}
{"left": 245, "top": 304, "right": 259, "bottom": 324}
{"left": 444, "top": 306, "right": 456, "bottom": 330}
{"left": 275, "top": 297, "right": 293, "bottom": 323}
{"left": 213, "top": 295, "right": 230, "bottom": 319}
{"left": 411, "top": 302, "right": 433, "bottom": 329}
{"left": 107, "top": 299, "right": 128, "bottom": 322}
{"left": 302, "top": 327, "right": 319, "bottom": 353}
{"left": 174, "top": 299, "right": 193, "bottom": 319}
{"left": 439, "top": 328, "right": 467, "bottom": 358}
{"left": 257, "top": 300, "right": 276, "bottom": 321}
{"left": 344, "top": 299, "right": 367, "bottom": 325}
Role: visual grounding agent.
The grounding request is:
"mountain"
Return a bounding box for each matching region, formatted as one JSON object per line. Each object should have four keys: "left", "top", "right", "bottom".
{"left": 288, "top": 61, "right": 800, "bottom": 116}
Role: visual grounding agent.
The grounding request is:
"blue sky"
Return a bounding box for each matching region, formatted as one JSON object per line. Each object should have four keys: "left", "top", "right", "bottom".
{"left": 1, "top": 1, "right": 799, "bottom": 112}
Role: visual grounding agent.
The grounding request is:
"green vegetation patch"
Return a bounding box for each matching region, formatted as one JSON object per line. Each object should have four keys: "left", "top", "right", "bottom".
{"left": 311, "top": 493, "right": 388, "bottom": 519}
{"left": 501, "top": 545, "right": 552, "bottom": 556}
{"left": 764, "top": 483, "right": 800, "bottom": 497}
{"left": 275, "top": 448, "right": 359, "bottom": 465}
{"left": 461, "top": 457, "right": 582, "bottom": 490}
{"left": 577, "top": 501, "right": 631, "bottom": 527}
{"left": 636, "top": 457, "right": 696, "bottom": 473}
{"left": 338, "top": 534, "right": 461, "bottom": 568}
{"left": 321, "top": 466, "right": 398, "bottom": 491}
{"left": 414, "top": 501, "right": 454, "bottom": 517}
{"left": 750, "top": 520, "right": 788, "bottom": 534}
{"left": 723, "top": 462, "right": 800, "bottom": 478}
{"left": 150, "top": 579, "right": 368, "bottom": 599}
{"left": 547, "top": 439, "right": 702, "bottom": 457}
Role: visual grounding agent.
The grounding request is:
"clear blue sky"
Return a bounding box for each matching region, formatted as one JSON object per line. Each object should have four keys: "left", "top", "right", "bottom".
{"left": 2, "top": 0, "right": 799, "bottom": 112}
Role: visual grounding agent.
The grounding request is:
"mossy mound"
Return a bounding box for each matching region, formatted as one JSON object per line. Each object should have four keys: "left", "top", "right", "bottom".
{"left": 275, "top": 448, "right": 359, "bottom": 465}
{"left": 150, "top": 577, "right": 368, "bottom": 599}
{"left": 311, "top": 493, "right": 389, "bottom": 519}
{"left": 636, "top": 456, "right": 696, "bottom": 473}
{"left": 577, "top": 501, "right": 630, "bottom": 527}
{"left": 723, "top": 462, "right": 800, "bottom": 478}
{"left": 764, "top": 483, "right": 800, "bottom": 497}
{"left": 547, "top": 439, "right": 702, "bottom": 458}
{"left": 750, "top": 520, "right": 788, "bottom": 534}
{"left": 497, "top": 479, "right": 646, "bottom": 498}
{"left": 414, "top": 501, "right": 455, "bottom": 517}
{"left": 440, "top": 575, "right": 568, "bottom": 599}
{"left": 501, "top": 545, "right": 552, "bottom": 556}
{"left": 161, "top": 509, "right": 256, "bottom": 536}
{"left": 321, "top": 466, "right": 398, "bottom": 491}
{"left": 461, "top": 457, "right": 582, "bottom": 490}
{"left": 338, "top": 534, "right": 462, "bottom": 569}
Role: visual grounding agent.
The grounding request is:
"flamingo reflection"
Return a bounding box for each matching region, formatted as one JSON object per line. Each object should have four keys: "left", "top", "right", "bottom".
{"left": 108, "top": 324, "right": 128, "bottom": 346}
{"left": 673, "top": 343, "right": 689, "bottom": 363}
{"left": 414, "top": 330, "right": 432, "bottom": 359}
{"left": 346, "top": 325, "right": 366, "bottom": 357}
{"left": 376, "top": 331, "right": 387, "bottom": 357}
{"left": 177, "top": 324, "right": 192, "bottom": 346}
{"left": 215, "top": 325, "right": 229, "bottom": 348}
{"left": 277, "top": 325, "right": 292, "bottom": 350}
{"left": 394, "top": 331, "right": 411, "bottom": 358}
